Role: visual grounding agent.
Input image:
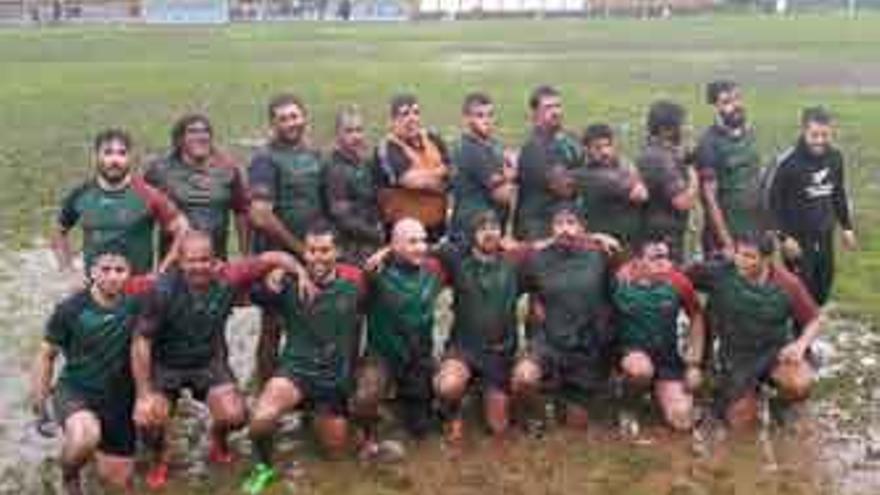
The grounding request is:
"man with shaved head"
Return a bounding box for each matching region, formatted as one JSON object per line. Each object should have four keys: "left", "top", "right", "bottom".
{"left": 352, "top": 217, "right": 447, "bottom": 454}
{"left": 130, "top": 231, "right": 311, "bottom": 490}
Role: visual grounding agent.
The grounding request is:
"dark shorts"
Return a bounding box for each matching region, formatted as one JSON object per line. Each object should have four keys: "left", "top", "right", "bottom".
{"left": 53, "top": 385, "right": 135, "bottom": 457}
{"left": 355, "top": 354, "right": 436, "bottom": 437}
{"left": 620, "top": 343, "right": 686, "bottom": 382}
{"left": 274, "top": 368, "right": 350, "bottom": 416}
{"left": 530, "top": 340, "right": 610, "bottom": 406}
{"left": 444, "top": 347, "right": 514, "bottom": 393}
{"left": 152, "top": 360, "right": 236, "bottom": 403}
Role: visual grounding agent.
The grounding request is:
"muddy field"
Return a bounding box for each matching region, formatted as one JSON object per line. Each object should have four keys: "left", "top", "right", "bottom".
{"left": 0, "top": 244, "right": 877, "bottom": 495}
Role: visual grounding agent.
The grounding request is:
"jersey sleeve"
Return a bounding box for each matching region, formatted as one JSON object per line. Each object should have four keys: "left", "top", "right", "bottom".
{"left": 665, "top": 269, "right": 702, "bottom": 318}
{"left": 830, "top": 150, "right": 853, "bottom": 230}
{"left": 375, "top": 140, "right": 409, "bottom": 187}
{"left": 424, "top": 256, "right": 450, "bottom": 286}
{"left": 44, "top": 300, "right": 74, "bottom": 348}
{"left": 57, "top": 183, "right": 86, "bottom": 231}
{"left": 124, "top": 274, "right": 156, "bottom": 297}
{"left": 131, "top": 176, "right": 180, "bottom": 230}
{"left": 220, "top": 257, "right": 273, "bottom": 290}
{"left": 772, "top": 265, "right": 820, "bottom": 327}
{"left": 695, "top": 131, "right": 720, "bottom": 179}
{"left": 248, "top": 152, "right": 277, "bottom": 202}
{"left": 337, "top": 263, "right": 368, "bottom": 302}
{"left": 225, "top": 158, "right": 251, "bottom": 215}
{"left": 134, "top": 284, "right": 167, "bottom": 339}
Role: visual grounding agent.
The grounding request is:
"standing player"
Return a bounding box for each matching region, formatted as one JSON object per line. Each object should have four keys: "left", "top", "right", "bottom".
{"left": 130, "top": 231, "right": 310, "bottom": 490}
{"left": 145, "top": 114, "right": 250, "bottom": 260}
{"left": 577, "top": 123, "right": 648, "bottom": 247}
{"left": 31, "top": 249, "right": 144, "bottom": 494}
{"left": 688, "top": 232, "right": 823, "bottom": 429}
{"left": 242, "top": 222, "right": 365, "bottom": 493}
{"left": 510, "top": 205, "right": 613, "bottom": 430}
{"left": 248, "top": 93, "right": 325, "bottom": 384}
{"left": 321, "top": 105, "right": 385, "bottom": 264}
{"left": 52, "top": 129, "right": 187, "bottom": 276}
{"left": 612, "top": 238, "right": 705, "bottom": 432}
{"left": 768, "top": 107, "right": 857, "bottom": 305}
{"left": 697, "top": 81, "right": 763, "bottom": 257}
{"left": 450, "top": 92, "right": 516, "bottom": 244}
{"left": 374, "top": 93, "right": 451, "bottom": 242}
{"left": 514, "top": 85, "right": 584, "bottom": 241}
{"left": 636, "top": 100, "right": 700, "bottom": 262}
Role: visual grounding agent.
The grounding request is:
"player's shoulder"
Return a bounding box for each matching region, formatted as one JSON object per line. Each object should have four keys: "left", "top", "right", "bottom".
{"left": 62, "top": 179, "right": 98, "bottom": 203}
{"left": 58, "top": 289, "right": 91, "bottom": 314}
{"left": 337, "top": 263, "right": 365, "bottom": 288}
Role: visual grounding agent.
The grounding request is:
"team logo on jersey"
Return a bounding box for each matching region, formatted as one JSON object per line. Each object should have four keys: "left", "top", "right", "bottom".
{"left": 806, "top": 167, "right": 833, "bottom": 198}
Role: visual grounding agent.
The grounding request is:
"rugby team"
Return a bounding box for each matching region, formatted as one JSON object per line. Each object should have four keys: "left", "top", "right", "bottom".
{"left": 30, "top": 82, "right": 857, "bottom": 494}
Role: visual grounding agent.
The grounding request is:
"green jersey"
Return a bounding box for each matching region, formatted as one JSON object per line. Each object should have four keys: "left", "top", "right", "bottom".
{"left": 451, "top": 133, "right": 509, "bottom": 239}
{"left": 45, "top": 286, "right": 145, "bottom": 398}
{"left": 249, "top": 143, "right": 325, "bottom": 251}
{"left": 696, "top": 125, "right": 762, "bottom": 242}
{"left": 522, "top": 241, "right": 610, "bottom": 352}
{"left": 144, "top": 153, "right": 249, "bottom": 259}
{"left": 58, "top": 176, "right": 179, "bottom": 274}
{"left": 135, "top": 258, "right": 271, "bottom": 369}
{"left": 577, "top": 159, "right": 643, "bottom": 245}
{"left": 515, "top": 128, "right": 584, "bottom": 240}
{"left": 254, "top": 264, "right": 365, "bottom": 390}
{"left": 611, "top": 264, "right": 699, "bottom": 352}
{"left": 367, "top": 257, "right": 445, "bottom": 366}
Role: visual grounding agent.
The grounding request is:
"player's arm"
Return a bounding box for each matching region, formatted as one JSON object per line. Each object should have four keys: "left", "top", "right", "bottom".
{"left": 700, "top": 170, "right": 733, "bottom": 250}
{"left": 776, "top": 267, "right": 824, "bottom": 362}
{"left": 831, "top": 154, "right": 857, "bottom": 250}
{"left": 131, "top": 290, "right": 162, "bottom": 399}
{"left": 247, "top": 153, "right": 305, "bottom": 256}
{"left": 323, "top": 162, "right": 384, "bottom": 245}
{"left": 30, "top": 342, "right": 58, "bottom": 415}
{"left": 671, "top": 165, "right": 700, "bottom": 212}
{"left": 52, "top": 186, "right": 84, "bottom": 272}
{"left": 229, "top": 161, "right": 252, "bottom": 255}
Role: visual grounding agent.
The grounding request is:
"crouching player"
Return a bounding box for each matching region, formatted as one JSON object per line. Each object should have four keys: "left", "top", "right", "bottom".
{"left": 688, "top": 232, "right": 822, "bottom": 430}
{"left": 130, "top": 231, "right": 310, "bottom": 490}
{"left": 433, "top": 211, "right": 525, "bottom": 444}
{"left": 31, "top": 249, "right": 146, "bottom": 494}
{"left": 242, "top": 222, "right": 365, "bottom": 493}
{"left": 611, "top": 237, "right": 705, "bottom": 432}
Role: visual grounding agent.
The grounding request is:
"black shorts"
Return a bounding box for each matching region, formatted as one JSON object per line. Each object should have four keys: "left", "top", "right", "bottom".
{"left": 53, "top": 385, "right": 135, "bottom": 457}
{"left": 152, "top": 360, "right": 236, "bottom": 402}
{"left": 444, "top": 347, "right": 514, "bottom": 393}
{"left": 274, "top": 368, "right": 349, "bottom": 416}
{"left": 530, "top": 339, "right": 610, "bottom": 406}
{"left": 620, "top": 343, "right": 686, "bottom": 382}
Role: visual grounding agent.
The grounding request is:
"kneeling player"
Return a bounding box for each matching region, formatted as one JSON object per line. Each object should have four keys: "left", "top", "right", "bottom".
{"left": 510, "top": 205, "right": 615, "bottom": 430}
{"left": 243, "top": 222, "right": 365, "bottom": 493}
{"left": 131, "top": 231, "right": 309, "bottom": 490}
{"left": 31, "top": 250, "right": 144, "bottom": 494}
{"left": 688, "top": 232, "right": 822, "bottom": 430}
{"left": 433, "top": 211, "right": 524, "bottom": 443}
{"left": 612, "top": 238, "right": 705, "bottom": 431}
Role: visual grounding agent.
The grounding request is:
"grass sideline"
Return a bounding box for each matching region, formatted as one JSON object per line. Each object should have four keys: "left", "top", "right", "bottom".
{"left": 0, "top": 14, "right": 877, "bottom": 318}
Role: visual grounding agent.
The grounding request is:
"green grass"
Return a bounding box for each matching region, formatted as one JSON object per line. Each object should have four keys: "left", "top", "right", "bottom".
{"left": 0, "top": 14, "right": 878, "bottom": 319}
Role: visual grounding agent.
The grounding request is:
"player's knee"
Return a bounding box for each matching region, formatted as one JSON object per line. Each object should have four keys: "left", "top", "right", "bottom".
{"left": 66, "top": 411, "right": 101, "bottom": 451}
{"left": 511, "top": 359, "right": 541, "bottom": 395}
{"left": 621, "top": 352, "right": 654, "bottom": 385}
{"left": 316, "top": 415, "right": 348, "bottom": 458}
{"left": 210, "top": 390, "right": 246, "bottom": 430}
{"left": 662, "top": 399, "right": 694, "bottom": 431}
{"left": 434, "top": 362, "right": 469, "bottom": 400}
{"left": 726, "top": 394, "right": 759, "bottom": 430}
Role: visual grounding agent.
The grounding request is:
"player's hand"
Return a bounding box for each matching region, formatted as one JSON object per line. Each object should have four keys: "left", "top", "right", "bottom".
{"left": 365, "top": 247, "right": 391, "bottom": 273}
{"left": 841, "top": 229, "right": 858, "bottom": 251}
{"left": 684, "top": 366, "right": 703, "bottom": 392}
{"left": 134, "top": 392, "right": 165, "bottom": 427}
{"left": 781, "top": 236, "right": 802, "bottom": 261}
{"left": 265, "top": 268, "right": 286, "bottom": 294}
{"left": 29, "top": 386, "right": 49, "bottom": 417}
{"left": 628, "top": 182, "right": 648, "bottom": 203}
{"left": 778, "top": 340, "right": 806, "bottom": 364}
{"left": 296, "top": 271, "right": 318, "bottom": 303}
